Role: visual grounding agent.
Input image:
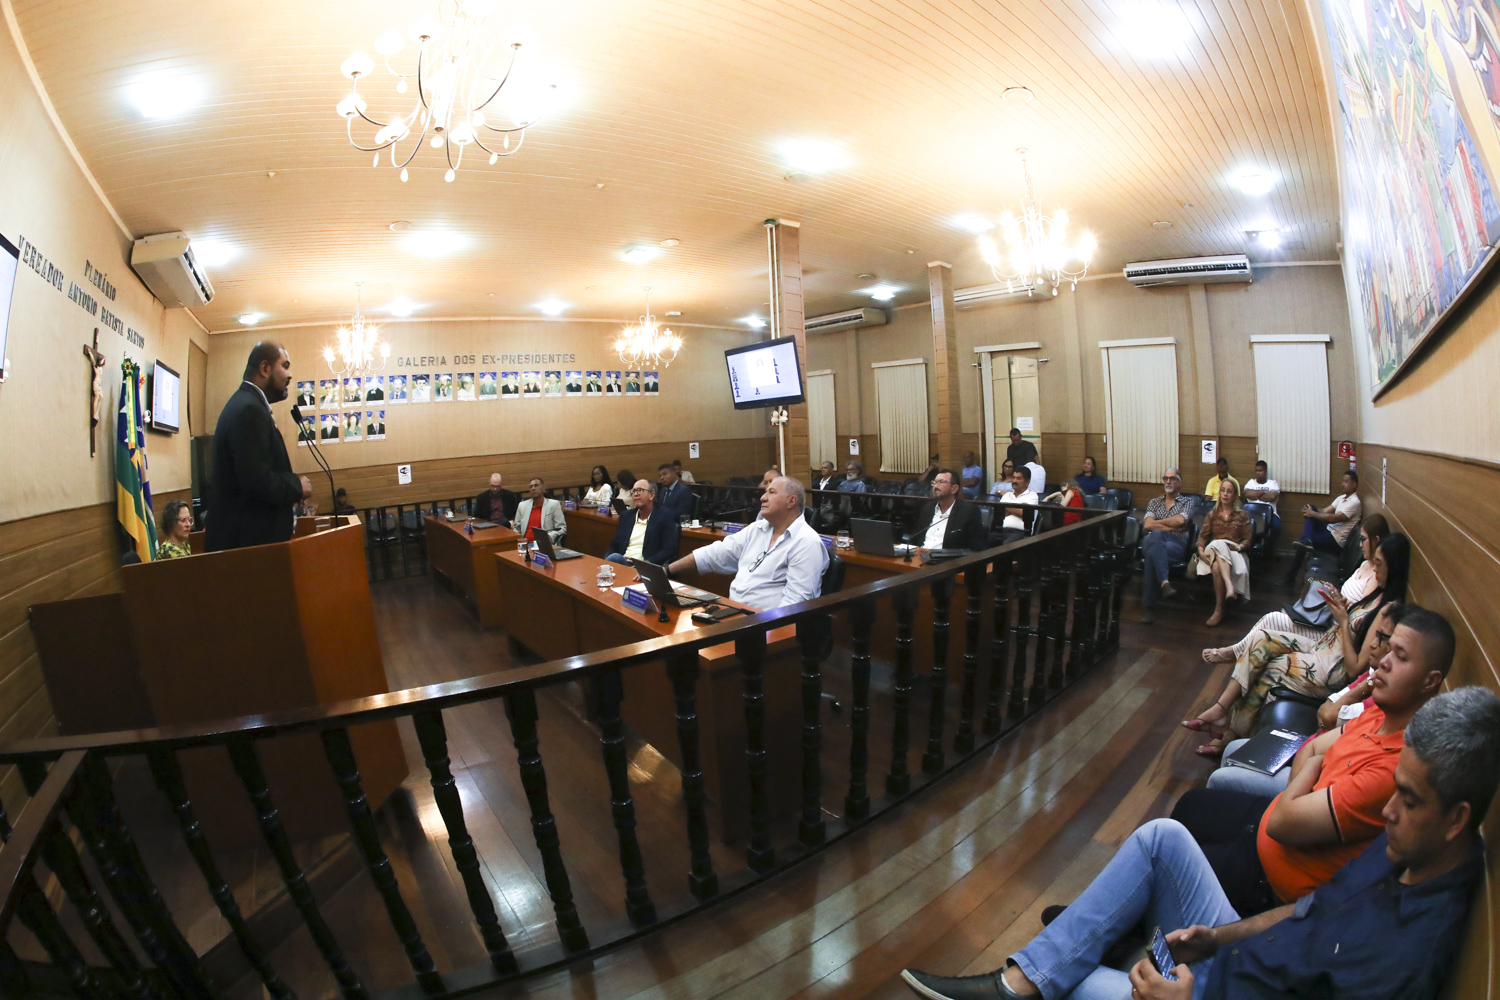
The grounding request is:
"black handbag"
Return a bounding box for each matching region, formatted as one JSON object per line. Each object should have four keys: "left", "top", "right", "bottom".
{"left": 1284, "top": 579, "right": 1333, "bottom": 629}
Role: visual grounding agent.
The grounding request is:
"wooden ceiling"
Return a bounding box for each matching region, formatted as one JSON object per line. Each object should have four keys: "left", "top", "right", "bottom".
{"left": 11, "top": 0, "right": 1338, "bottom": 331}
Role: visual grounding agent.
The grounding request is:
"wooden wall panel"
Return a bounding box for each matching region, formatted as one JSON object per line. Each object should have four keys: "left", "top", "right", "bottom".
{"left": 1356, "top": 444, "right": 1500, "bottom": 1000}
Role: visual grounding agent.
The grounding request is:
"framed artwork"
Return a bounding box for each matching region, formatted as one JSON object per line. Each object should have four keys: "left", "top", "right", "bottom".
{"left": 643, "top": 371, "right": 659, "bottom": 395}
{"left": 366, "top": 410, "right": 385, "bottom": 440}
{"left": 364, "top": 375, "right": 385, "bottom": 402}
{"left": 584, "top": 370, "right": 602, "bottom": 396}
{"left": 342, "top": 411, "right": 362, "bottom": 442}
{"left": 295, "top": 381, "right": 316, "bottom": 408}
{"left": 342, "top": 377, "right": 363, "bottom": 407}
{"left": 388, "top": 374, "right": 408, "bottom": 403}
{"left": 1320, "top": 0, "right": 1500, "bottom": 397}
{"left": 319, "top": 379, "right": 340, "bottom": 408}
{"left": 410, "top": 373, "right": 431, "bottom": 403}
{"left": 455, "top": 372, "right": 476, "bottom": 401}
{"left": 320, "top": 412, "right": 340, "bottom": 443}
{"left": 604, "top": 370, "right": 622, "bottom": 395}
{"left": 624, "top": 371, "right": 641, "bottom": 396}
{"left": 296, "top": 413, "right": 315, "bottom": 445}
{"left": 543, "top": 370, "right": 563, "bottom": 397}
{"left": 564, "top": 369, "right": 583, "bottom": 396}
{"left": 433, "top": 372, "right": 454, "bottom": 402}
{"left": 522, "top": 370, "right": 542, "bottom": 397}
{"left": 500, "top": 371, "right": 520, "bottom": 397}
{"left": 478, "top": 371, "right": 498, "bottom": 399}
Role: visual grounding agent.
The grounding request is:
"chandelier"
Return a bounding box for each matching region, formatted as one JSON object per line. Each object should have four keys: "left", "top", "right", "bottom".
{"left": 323, "top": 284, "right": 391, "bottom": 378}
{"left": 978, "top": 149, "right": 1097, "bottom": 296}
{"left": 336, "top": 0, "right": 556, "bottom": 183}
{"left": 613, "top": 288, "right": 682, "bottom": 369}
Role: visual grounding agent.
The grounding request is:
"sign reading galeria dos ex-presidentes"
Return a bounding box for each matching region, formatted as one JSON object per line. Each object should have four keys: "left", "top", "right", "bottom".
{"left": 395, "top": 352, "right": 578, "bottom": 367}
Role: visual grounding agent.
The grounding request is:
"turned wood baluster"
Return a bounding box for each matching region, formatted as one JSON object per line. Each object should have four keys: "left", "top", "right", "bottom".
{"left": 845, "top": 598, "right": 876, "bottom": 820}
{"left": 922, "top": 577, "right": 954, "bottom": 774}
{"left": 1007, "top": 552, "right": 1034, "bottom": 720}
{"left": 984, "top": 557, "right": 1012, "bottom": 735}
{"left": 1028, "top": 559, "right": 1055, "bottom": 713}
{"left": 322, "top": 728, "right": 443, "bottom": 993}
{"left": 954, "top": 566, "right": 984, "bottom": 753}
{"left": 1071, "top": 534, "right": 1098, "bottom": 674}
{"left": 666, "top": 653, "right": 719, "bottom": 899}
{"left": 886, "top": 588, "right": 918, "bottom": 795}
{"left": 146, "top": 748, "right": 294, "bottom": 999}
{"left": 412, "top": 712, "right": 517, "bottom": 973}
{"left": 502, "top": 689, "right": 591, "bottom": 950}
{"left": 735, "top": 632, "right": 775, "bottom": 871}
{"left": 227, "top": 737, "right": 368, "bottom": 998}
{"left": 0, "top": 939, "right": 32, "bottom": 999}
{"left": 1046, "top": 546, "right": 1072, "bottom": 692}
{"left": 592, "top": 670, "right": 658, "bottom": 925}
{"left": 1108, "top": 522, "right": 1127, "bottom": 646}
{"left": 1093, "top": 530, "right": 1112, "bottom": 652}
{"left": 14, "top": 872, "right": 110, "bottom": 1000}
{"left": 794, "top": 620, "right": 827, "bottom": 847}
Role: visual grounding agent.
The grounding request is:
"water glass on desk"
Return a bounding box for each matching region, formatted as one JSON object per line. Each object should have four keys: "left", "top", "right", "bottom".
{"left": 836, "top": 530, "right": 851, "bottom": 549}
{"left": 596, "top": 564, "right": 615, "bottom": 589}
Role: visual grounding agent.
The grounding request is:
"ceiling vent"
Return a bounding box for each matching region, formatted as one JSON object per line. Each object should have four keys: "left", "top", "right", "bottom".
{"left": 953, "top": 281, "right": 1045, "bottom": 307}
{"left": 1124, "top": 254, "right": 1252, "bottom": 287}
{"left": 130, "top": 232, "right": 215, "bottom": 307}
{"left": 804, "top": 306, "right": 887, "bottom": 334}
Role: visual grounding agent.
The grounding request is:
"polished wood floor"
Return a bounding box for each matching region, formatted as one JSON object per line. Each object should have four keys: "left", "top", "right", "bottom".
{"left": 15, "top": 560, "right": 1290, "bottom": 1000}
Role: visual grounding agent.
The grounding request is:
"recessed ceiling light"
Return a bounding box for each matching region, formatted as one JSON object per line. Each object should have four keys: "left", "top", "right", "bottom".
{"left": 404, "top": 231, "right": 467, "bottom": 256}
{"left": 741, "top": 316, "right": 767, "bottom": 329}
{"left": 857, "top": 273, "right": 877, "bottom": 280}
{"left": 860, "top": 284, "right": 900, "bottom": 302}
{"left": 622, "top": 246, "right": 659, "bottom": 264}
{"left": 385, "top": 297, "right": 418, "bottom": 317}
{"left": 1254, "top": 228, "right": 1282, "bottom": 249}
{"left": 534, "top": 298, "right": 568, "bottom": 316}
{"left": 1229, "top": 167, "right": 1277, "bottom": 195}
{"left": 1001, "top": 86, "right": 1034, "bottom": 104}
{"left": 190, "top": 239, "right": 236, "bottom": 267}
{"left": 659, "top": 238, "right": 680, "bottom": 247}
{"left": 389, "top": 221, "right": 412, "bottom": 232}
{"left": 665, "top": 310, "right": 682, "bottom": 317}
{"left": 1113, "top": 2, "right": 1196, "bottom": 59}
{"left": 953, "top": 212, "right": 995, "bottom": 234}
{"left": 128, "top": 75, "right": 202, "bottom": 119}
{"left": 1152, "top": 221, "right": 1173, "bottom": 229}
{"left": 777, "top": 139, "right": 851, "bottom": 175}
{"left": 238, "top": 312, "right": 264, "bottom": 326}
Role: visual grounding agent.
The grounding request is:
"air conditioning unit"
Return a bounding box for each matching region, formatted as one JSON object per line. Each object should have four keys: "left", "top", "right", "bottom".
{"left": 804, "top": 306, "right": 887, "bottom": 334}
{"left": 953, "top": 281, "right": 1045, "bottom": 307}
{"left": 1124, "top": 254, "right": 1252, "bottom": 287}
{"left": 130, "top": 232, "right": 215, "bottom": 307}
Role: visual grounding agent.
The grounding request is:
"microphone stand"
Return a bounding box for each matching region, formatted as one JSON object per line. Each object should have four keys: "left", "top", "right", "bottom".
{"left": 291, "top": 405, "right": 338, "bottom": 518}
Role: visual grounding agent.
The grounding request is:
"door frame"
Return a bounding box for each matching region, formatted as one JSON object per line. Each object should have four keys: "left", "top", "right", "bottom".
{"left": 975, "top": 341, "right": 1042, "bottom": 490}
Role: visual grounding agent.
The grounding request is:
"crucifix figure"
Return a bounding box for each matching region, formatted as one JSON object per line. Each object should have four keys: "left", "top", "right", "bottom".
{"left": 83, "top": 328, "right": 105, "bottom": 457}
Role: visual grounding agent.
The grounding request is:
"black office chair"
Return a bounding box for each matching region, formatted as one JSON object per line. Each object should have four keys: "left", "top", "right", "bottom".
{"left": 1255, "top": 687, "right": 1324, "bottom": 737}
{"left": 1083, "top": 493, "right": 1108, "bottom": 511}
{"left": 1105, "top": 487, "right": 1134, "bottom": 512}
{"left": 1243, "top": 501, "right": 1275, "bottom": 562}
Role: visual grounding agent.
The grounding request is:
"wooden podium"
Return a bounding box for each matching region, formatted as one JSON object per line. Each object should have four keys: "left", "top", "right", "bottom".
{"left": 31, "top": 518, "right": 407, "bottom": 845}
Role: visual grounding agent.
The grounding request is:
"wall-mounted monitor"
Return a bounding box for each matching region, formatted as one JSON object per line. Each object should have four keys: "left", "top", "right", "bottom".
{"left": 0, "top": 234, "right": 18, "bottom": 379}
{"left": 149, "top": 359, "right": 181, "bottom": 433}
{"left": 725, "top": 337, "right": 805, "bottom": 410}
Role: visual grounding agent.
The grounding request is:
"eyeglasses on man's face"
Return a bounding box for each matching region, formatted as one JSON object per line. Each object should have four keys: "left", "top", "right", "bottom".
{"left": 630, "top": 487, "right": 649, "bottom": 494}
{"left": 1163, "top": 475, "right": 1180, "bottom": 482}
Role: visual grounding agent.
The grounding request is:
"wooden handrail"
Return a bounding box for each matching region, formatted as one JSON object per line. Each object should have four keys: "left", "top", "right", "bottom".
{"left": 0, "top": 751, "right": 86, "bottom": 929}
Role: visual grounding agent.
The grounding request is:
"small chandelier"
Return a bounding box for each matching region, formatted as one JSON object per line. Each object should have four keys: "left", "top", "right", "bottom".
{"left": 978, "top": 148, "right": 1097, "bottom": 296}
{"left": 614, "top": 288, "right": 682, "bottom": 369}
{"left": 324, "top": 283, "right": 391, "bottom": 378}
{"left": 336, "top": 0, "right": 557, "bottom": 183}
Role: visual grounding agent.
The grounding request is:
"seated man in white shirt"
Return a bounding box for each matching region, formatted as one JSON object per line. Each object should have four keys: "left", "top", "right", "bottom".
{"left": 1278, "top": 469, "right": 1362, "bottom": 587}
{"left": 996, "top": 465, "right": 1039, "bottom": 543}
{"left": 1243, "top": 459, "right": 1281, "bottom": 550}
{"left": 1024, "top": 459, "right": 1047, "bottom": 499}
{"left": 666, "top": 477, "right": 829, "bottom": 610}
{"left": 908, "top": 470, "right": 988, "bottom": 551}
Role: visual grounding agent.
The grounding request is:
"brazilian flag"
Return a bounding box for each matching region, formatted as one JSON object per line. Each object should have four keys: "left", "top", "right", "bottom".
{"left": 116, "top": 359, "right": 157, "bottom": 562}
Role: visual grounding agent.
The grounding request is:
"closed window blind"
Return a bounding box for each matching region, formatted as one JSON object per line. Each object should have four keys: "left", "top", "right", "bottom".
{"left": 872, "top": 360, "right": 929, "bottom": 474}
{"left": 806, "top": 371, "right": 837, "bottom": 470}
{"left": 1101, "top": 341, "right": 1179, "bottom": 483}
{"left": 1253, "top": 339, "right": 1331, "bottom": 494}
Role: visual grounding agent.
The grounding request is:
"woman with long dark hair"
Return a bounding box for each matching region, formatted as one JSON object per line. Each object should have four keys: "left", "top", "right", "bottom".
{"left": 583, "top": 464, "right": 614, "bottom": 504}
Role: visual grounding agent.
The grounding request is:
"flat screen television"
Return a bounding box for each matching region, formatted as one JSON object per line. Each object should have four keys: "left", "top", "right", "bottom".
{"left": 724, "top": 337, "right": 804, "bottom": 409}
{"left": 149, "top": 359, "right": 181, "bottom": 433}
{"left": 0, "top": 234, "right": 17, "bottom": 379}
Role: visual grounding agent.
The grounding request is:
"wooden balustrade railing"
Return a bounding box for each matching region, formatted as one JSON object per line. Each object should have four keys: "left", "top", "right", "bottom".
{"left": 2, "top": 512, "right": 1127, "bottom": 998}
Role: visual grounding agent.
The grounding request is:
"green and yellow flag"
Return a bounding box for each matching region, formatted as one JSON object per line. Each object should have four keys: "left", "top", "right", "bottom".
{"left": 116, "top": 359, "right": 157, "bottom": 561}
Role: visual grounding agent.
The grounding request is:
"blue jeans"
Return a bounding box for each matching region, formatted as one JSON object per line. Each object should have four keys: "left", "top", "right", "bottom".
{"left": 1207, "top": 741, "right": 1291, "bottom": 797}
{"left": 1297, "top": 518, "right": 1342, "bottom": 553}
{"left": 1012, "top": 819, "right": 1237, "bottom": 1000}
{"left": 1140, "top": 531, "right": 1188, "bottom": 607}
{"left": 605, "top": 552, "right": 631, "bottom": 564}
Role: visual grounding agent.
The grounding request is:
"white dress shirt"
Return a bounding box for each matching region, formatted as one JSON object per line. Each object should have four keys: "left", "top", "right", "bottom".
{"left": 1025, "top": 461, "right": 1046, "bottom": 495}
{"left": 997, "top": 489, "right": 1038, "bottom": 531}
{"left": 923, "top": 502, "right": 957, "bottom": 549}
{"left": 691, "top": 514, "right": 829, "bottom": 609}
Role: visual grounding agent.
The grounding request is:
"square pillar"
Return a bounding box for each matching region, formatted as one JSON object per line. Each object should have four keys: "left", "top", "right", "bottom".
{"left": 766, "top": 220, "right": 810, "bottom": 481}
{"left": 928, "top": 261, "right": 962, "bottom": 468}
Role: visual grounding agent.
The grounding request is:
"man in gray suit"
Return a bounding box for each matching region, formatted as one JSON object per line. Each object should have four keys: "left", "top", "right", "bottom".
{"left": 512, "top": 477, "right": 567, "bottom": 545}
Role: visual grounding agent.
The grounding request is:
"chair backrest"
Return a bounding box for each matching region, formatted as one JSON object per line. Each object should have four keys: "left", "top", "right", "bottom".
{"left": 1244, "top": 505, "right": 1269, "bottom": 538}
{"left": 1083, "top": 493, "right": 1107, "bottom": 510}
{"left": 978, "top": 506, "right": 994, "bottom": 530}
{"left": 1338, "top": 524, "right": 1366, "bottom": 577}
{"left": 1123, "top": 515, "right": 1142, "bottom": 548}
{"left": 1105, "top": 487, "right": 1134, "bottom": 511}
{"left": 902, "top": 478, "right": 927, "bottom": 496}
{"left": 821, "top": 552, "right": 846, "bottom": 596}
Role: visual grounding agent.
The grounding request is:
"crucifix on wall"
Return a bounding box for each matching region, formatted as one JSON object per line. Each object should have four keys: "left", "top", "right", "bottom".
{"left": 83, "top": 328, "right": 105, "bottom": 457}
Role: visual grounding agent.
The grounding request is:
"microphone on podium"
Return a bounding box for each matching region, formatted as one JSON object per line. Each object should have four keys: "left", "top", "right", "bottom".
{"left": 291, "top": 404, "right": 337, "bottom": 513}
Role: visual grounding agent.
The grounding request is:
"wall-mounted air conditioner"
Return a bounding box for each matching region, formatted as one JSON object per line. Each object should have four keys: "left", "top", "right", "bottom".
{"left": 130, "top": 232, "right": 215, "bottom": 307}
{"left": 953, "top": 281, "right": 1044, "bottom": 307}
{"left": 1124, "top": 254, "right": 1252, "bottom": 287}
{"left": 804, "top": 306, "right": 887, "bottom": 334}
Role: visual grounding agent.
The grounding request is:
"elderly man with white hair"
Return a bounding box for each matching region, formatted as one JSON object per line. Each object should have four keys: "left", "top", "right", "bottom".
{"left": 667, "top": 476, "right": 829, "bottom": 609}
{"left": 1140, "top": 467, "right": 1195, "bottom": 624}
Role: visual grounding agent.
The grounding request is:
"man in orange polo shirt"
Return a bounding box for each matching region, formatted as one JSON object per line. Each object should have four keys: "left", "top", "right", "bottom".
{"left": 1169, "top": 605, "right": 1454, "bottom": 915}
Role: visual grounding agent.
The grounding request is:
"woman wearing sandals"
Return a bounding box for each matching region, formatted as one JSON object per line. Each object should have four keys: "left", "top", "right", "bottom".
{"left": 1181, "top": 532, "right": 1410, "bottom": 756}
{"left": 1192, "top": 479, "right": 1251, "bottom": 626}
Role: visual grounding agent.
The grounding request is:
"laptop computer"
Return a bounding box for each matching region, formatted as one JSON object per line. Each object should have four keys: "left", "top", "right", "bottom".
{"left": 611, "top": 496, "right": 629, "bottom": 516}
{"left": 849, "top": 518, "right": 915, "bottom": 558}
{"left": 630, "top": 560, "right": 720, "bottom": 609}
{"left": 530, "top": 529, "right": 583, "bottom": 561}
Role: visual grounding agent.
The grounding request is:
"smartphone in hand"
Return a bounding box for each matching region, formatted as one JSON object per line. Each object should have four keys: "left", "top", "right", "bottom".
{"left": 1151, "top": 926, "right": 1180, "bottom": 982}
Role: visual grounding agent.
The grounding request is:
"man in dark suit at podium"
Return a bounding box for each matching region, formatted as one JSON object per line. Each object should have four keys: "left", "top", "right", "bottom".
{"left": 205, "top": 342, "right": 312, "bottom": 552}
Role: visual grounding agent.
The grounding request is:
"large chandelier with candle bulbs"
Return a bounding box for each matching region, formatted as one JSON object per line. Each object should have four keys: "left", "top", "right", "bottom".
{"left": 614, "top": 288, "right": 682, "bottom": 370}
{"left": 324, "top": 284, "right": 391, "bottom": 378}
{"left": 978, "top": 149, "right": 1097, "bottom": 296}
{"left": 336, "top": 0, "right": 557, "bottom": 183}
